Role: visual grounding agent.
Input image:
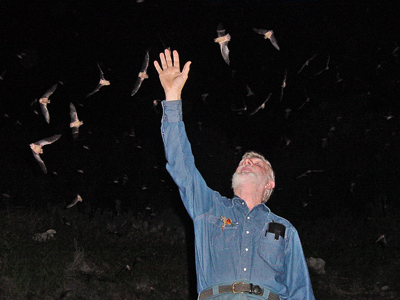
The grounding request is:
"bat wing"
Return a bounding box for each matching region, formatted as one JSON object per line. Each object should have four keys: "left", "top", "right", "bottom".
{"left": 86, "top": 84, "right": 102, "bottom": 98}
{"left": 220, "top": 43, "right": 230, "bottom": 65}
{"left": 40, "top": 103, "right": 50, "bottom": 123}
{"left": 279, "top": 88, "right": 284, "bottom": 102}
{"left": 32, "top": 150, "right": 47, "bottom": 174}
{"left": 71, "top": 126, "right": 79, "bottom": 140}
{"left": 269, "top": 33, "right": 280, "bottom": 50}
{"left": 131, "top": 77, "right": 144, "bottom": 96}
{"left": 140, "top": 51, "right": 150, "bottom": 73}
{"left": 66, "top": 199, "right": 77, "bottom": 208}
{"left": 69, "top": 102, "right": 79, "bottom": 123}
{"left": 66, "top": 195, "right": 82, "bottom": 208}
{"left": 40, "top": 83, "right": 58, "bottom": 99}
{"left": 249, "top": 106, "right": 262, "bottom": 116}
{"left": 97, "top": 62, "right": 105, "bottom": 80}
{"left": 297, "top": 54, "right": 317, "bottom": 74}
{"left": 253, "top": 28, "right": 268, "bottom": 35}
{"left": 246, "top": 85, "right": 254, "bottom": 97}
{"left": 249, "top": 93, "right": 272, "bottom": 116}
{"left": 36, "top": 134, "right": 62, "bottom": 147}
{"left": 283, "top": 69, "right": 287, "bottom": 83}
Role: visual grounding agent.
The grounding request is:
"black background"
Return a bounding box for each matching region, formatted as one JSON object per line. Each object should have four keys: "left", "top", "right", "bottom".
{"left": 1, "top": 0, "right": 399, "bottom": 225}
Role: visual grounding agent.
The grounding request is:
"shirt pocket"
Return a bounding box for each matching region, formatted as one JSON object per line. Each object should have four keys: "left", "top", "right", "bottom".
{"left": 258, "top": 226, "right": 285, "bottom": 273}
{"left": 209, "top": 215, "right": 238, "bottom": 251}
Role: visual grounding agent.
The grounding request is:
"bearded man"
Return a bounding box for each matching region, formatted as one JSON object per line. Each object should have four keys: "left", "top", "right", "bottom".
{"left": 154, "top": 49, "right": 315, "bottom": 300}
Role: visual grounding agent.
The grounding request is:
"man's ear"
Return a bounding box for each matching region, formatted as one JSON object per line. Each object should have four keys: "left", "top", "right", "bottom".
{"left": 265, "top": 181, "right": 275, "bottom": 190}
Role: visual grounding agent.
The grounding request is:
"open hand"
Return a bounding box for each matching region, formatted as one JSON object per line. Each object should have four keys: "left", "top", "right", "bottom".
{"left": 154, "top": 49, "right": 191, "bottom": 101}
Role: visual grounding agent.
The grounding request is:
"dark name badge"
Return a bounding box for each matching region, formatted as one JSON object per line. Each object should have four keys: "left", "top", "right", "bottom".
{"left": 266, "top": 222, "right": 286, "bottom": 240}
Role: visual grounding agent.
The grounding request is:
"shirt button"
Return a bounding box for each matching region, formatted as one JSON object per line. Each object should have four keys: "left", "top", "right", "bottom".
{"left": 244, "top": 268, "right": 247, "bottom": 271}
{"left": 247, "top": 216, "right": 250, "bottom": 220}
{"left": 246, "top": 230, "right": 250, "bottom": 234}
{"left": 245, "top": 248, "right": 249, "bottom": 251}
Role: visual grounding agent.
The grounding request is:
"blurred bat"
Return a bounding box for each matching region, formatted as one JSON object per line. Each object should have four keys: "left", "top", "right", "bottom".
{"left": 39, "top": 83, "right": 58, "bottom": 123}
{"left": 249, "top": 93, "right": 272, "bottom": 116}
{"left": 253, "top": 28, "right": 280, "bottom": 50}
{"left": 214, "top": 23, "right": 231, "bottom": 65}
{"left": 66, "top": 194, "right": 83, "bottom": 208}
{"left": 279, "top": 69, "right": 287, "bottom": 101}
{"left": 131, "top": 50, "right": 150, "bottom": 96}
{"left": 69, "top": 103, "right": 83, "bottom": 140}
{"left": 30, "top": 134, "right": 62, "bottom": 174}
{"left": 297, "top": 54, "right": 317, "bottom": 75}
{"left": 86, "top": 63, "right": 110, "bottom": 98}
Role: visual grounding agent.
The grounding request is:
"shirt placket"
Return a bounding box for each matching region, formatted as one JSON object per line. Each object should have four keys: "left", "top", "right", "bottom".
{"left": 238, "top": 203, "right": 252, "bottom": 279}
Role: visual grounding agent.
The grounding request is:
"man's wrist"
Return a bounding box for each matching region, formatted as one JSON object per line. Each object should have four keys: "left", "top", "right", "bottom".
{"left": 165, "top": 91, "right": 182, "bottom": 101}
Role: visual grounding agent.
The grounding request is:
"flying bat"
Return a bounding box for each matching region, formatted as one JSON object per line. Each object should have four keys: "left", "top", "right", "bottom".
{"left": 39, "top": 83, "right": 58, "bottom": 123}
{"left": 69, "top": 103, "right": 83, "bottom": 140}
{"left": 249, "top": 93, "right": 272, "bottom": 116}
{"left": 0, "top": 70, "right": 6, "bottom": 80}
{"left": 29, "top": 134, "right": 61, "bottom": 174}
{"left": 86, "top": 63, "right": 110, "bottom": 98}
{"left": 297, "top": 54, "right": 317, "bottom": 74}
{"left": 296, "top": 169, "right": 324, "bottom": 179}
{"left": 131, "top": 50, "right": 150, "bottom": 96}
{"left": 279, "top": 69, "right": 287, "bottom": 102}
{"left": 314, "top": 54, "right": 330, "bottom": 76}
{"left": 214, "top": 23, "right": 231, "bottom": 65}
{"left": 298, "top": 88, "right": 310, "bottom": 110}
{"left": 66, "top": 194, "right": 83, "bottom": 208}
{"left": 253, "top": 28, "right": 280, "bottom": 50}
{"left": 246, "top": 85, "right": 254, "bottom": 97}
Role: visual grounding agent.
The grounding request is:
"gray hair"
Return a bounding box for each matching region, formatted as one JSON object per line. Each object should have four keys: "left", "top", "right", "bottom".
{"left": 239, "top": 151, "right": 275, "bottom": 203}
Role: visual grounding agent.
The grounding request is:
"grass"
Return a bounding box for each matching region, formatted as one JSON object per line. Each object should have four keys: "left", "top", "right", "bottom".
{"left": 0, "top": 202, "right": 399, "bottom": 300}
{"left": 0, "top": 204, "right": 191, "bottom": 300}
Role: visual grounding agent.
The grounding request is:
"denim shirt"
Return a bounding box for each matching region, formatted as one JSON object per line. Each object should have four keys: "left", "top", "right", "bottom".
{"left": 161, "top": 100, "right": 315, "bottom": 300}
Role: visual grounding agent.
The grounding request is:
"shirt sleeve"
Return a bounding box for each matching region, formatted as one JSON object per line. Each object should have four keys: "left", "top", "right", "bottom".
{"left": 161, "top": 100, "right": 215, "bottom": 219}
{"left": 284, "top": 229, "right": 316, "bottom": 300}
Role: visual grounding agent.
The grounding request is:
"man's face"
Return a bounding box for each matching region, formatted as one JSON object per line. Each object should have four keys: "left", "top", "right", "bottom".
{"left": 232, "top": 157, "right": 270, "bottom": 189}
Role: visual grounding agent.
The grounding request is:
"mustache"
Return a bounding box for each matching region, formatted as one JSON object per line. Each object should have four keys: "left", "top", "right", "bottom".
{"left": 239, "top": 165, "right": 255, "bottom": 172}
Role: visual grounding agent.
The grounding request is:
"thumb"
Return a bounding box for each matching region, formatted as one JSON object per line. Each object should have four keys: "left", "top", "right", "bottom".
{"left": 182, "top": 61, "right": 191, "bottom": 78}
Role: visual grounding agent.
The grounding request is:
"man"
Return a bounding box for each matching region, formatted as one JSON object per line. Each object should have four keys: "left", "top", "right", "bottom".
{"left": 154, "top": 49, "right": 315, "bottom": 300}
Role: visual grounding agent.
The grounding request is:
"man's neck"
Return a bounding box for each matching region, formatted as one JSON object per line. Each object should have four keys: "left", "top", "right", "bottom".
{"left": 235, "top": 184, "right": 264, "bottom": 211}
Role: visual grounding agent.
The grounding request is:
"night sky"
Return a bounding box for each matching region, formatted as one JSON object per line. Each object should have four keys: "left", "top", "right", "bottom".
{"left": 1, "top": 0, "right": 399, "bottom": 222}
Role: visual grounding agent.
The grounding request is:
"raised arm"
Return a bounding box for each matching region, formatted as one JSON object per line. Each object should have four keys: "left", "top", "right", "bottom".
{"left": 154, "top": 49, "right": 191, "bottom": 101}
{"left": 155, "top": 49, "right": 215, "bottom": 219}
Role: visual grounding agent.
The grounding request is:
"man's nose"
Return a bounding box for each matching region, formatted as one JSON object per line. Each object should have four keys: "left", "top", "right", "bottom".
{"left": 243, "top": 158, "right": 252, "bottom": 165}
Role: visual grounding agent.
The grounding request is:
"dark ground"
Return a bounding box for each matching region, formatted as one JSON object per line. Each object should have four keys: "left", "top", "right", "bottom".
{"left": 1, "top": 0, "right": 399, "bottom": 298}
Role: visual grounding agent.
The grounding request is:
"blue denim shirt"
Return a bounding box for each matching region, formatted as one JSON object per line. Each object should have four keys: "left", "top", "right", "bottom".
{"left": 161, "top": 100, "right": 315, "bottom": 300}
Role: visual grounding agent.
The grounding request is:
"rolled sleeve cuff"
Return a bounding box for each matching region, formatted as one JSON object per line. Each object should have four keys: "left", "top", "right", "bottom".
{"left": 162, "top": 100, "right": 182, "bottom": 123}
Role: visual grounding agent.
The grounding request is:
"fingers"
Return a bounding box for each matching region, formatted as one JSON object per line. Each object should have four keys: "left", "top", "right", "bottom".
{"left": 173, "top": 50, "right": 180, "bottom": 70}
{"left": 159, "top": 50, "right": 168, "bottom": 70}
{"left": 154, "top": 60, "right": 162, "bottom": 74}
{"left": 154, "top": 49, "right": 188, "bottom": 75}
{"left": 165, "top": 49, "right": 173, "bottom": 67}
{"left": 154, "top": 49, "right": 172, "bottom": 74}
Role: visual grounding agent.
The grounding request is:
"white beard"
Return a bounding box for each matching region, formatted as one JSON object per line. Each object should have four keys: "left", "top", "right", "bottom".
{"left": 232, "top": 171, "right": 266, "bottom": 190}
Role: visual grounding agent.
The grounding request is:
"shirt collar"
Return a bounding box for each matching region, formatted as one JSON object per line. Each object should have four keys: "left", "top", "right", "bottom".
{"left": 232, "top": 195, "right": 271, "bottom": 215}
{"left": 232, "top": 195, "right": 245, "bottom": 206}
